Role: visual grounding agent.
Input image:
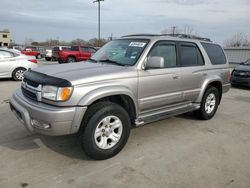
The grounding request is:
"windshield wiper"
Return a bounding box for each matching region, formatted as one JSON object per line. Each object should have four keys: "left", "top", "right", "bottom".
{"left": 99, "top": 59, "right": 124, "bottom": 66}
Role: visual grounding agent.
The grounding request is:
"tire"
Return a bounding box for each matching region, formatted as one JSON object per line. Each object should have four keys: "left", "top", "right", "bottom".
{"left": 194, "top": 87, "right": 220, "bottom": 120}
{"left": 36, "top": 54, "right": 41, "bottom": 59}
{"left": 80, "top": 102, "right": 131, "bottom": 160}
{"left": 67, "top": 57, "right": 76, "bottom": 63}
{"left": 45, "top": 57, "right": 51, "bottom": 61}
{"left": 58, "top": 60, "right": 63, "bottom": 64}
{"left": 12, "top": 68, "right": 26, "bottom": 81}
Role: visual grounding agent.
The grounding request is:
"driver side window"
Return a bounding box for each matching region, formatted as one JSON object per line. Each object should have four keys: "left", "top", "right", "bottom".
{"left": 149, "top": 42, "right": 177, "bottom": 68}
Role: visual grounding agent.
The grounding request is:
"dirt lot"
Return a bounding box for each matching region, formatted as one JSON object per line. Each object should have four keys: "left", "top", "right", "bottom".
{"left": 0, "top": 60, "right": 250, "bottom": 188}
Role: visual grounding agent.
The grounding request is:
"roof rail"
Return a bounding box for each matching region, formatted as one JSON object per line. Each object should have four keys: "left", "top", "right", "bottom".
{"left": 122, "top": 34, "right": 158, "bottom": 37}
{"left": 159, "top": 34, "right": 212, "bottom": 42}
{"left": 122, "top": 33, "right": 212, "bottom": 42}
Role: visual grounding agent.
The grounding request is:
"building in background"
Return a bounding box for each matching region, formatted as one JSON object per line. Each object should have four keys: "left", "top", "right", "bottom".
{"left": 224, "top": 47, "right": 250, "bottom": 64}
{"left": 0, "top": 29, "right": 11, "bottom": 47}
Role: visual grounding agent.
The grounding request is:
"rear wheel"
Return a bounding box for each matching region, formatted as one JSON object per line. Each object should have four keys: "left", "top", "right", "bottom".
{"left": 12, "top": 68, "right": 26, "bottom": 81}
{"left": 80, "top": 102, "right": 131, "bottom": 160}
{"left": 67, "top": 57, "right": 76, "bottom": 63}
{"left": 194, "top": 87, "right": 220, "bottom": 120}
{"left": 36, "top": 54, "right": 41, "bottom": 59}
{"left": 45, "top": 57, "right": 51, "bottom": 61}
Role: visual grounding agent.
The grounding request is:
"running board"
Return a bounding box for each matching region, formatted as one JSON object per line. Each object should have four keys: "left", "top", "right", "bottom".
{"left": 135, "top": 103, "right": 200, "bottom": 127}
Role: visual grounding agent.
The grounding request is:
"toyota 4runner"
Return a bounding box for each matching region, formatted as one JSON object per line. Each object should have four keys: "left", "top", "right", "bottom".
{"left": 10, "top": 34, "right": 231, "bottom": 160}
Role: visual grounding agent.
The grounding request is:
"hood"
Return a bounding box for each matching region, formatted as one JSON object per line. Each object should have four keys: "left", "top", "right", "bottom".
{"left": 235, "top": 64, "right": 250, "bottom": 72}
{"left": 33, "top": 62, "right": 137, "bottom": 85}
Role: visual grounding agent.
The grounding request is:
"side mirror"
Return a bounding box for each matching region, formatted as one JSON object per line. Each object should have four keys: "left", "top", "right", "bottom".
{"left": 146, "top": 56, "right": 164, "bottom": 69}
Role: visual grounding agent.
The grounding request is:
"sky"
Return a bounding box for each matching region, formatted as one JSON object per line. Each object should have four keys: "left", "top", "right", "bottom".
{"left": 0, "top": 0, "right": 249, "bottom": 45}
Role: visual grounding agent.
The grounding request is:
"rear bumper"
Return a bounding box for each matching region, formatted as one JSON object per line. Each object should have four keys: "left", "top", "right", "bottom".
{"left": 9, "top": 89, "right": 87, "bottom": 136}
{"left": 231, "top": 76, "right": 250, "bottom": 87}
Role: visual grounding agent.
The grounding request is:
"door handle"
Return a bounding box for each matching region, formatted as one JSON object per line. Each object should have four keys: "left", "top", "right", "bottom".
{"left": 172, "top": 75, "right": 179, "bottom": 79}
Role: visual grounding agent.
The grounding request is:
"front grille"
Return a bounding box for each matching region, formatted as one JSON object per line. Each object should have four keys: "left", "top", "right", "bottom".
{"left": 233, "top": 71, "right": 250, "bottom": 78}
{"left": 21, "top": 87, "right": 37, "bottom": 101}
{"left": 23, "top": 78, "right": 39, "bottom": 87}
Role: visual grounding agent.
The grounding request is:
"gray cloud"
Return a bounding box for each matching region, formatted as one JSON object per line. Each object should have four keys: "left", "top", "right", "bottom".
{"left": 0, "top": 0, "right": 248, "bottom": 44}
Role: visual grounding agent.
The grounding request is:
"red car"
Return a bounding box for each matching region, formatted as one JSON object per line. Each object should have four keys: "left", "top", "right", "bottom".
{"left": 58, "top": 46, "right": 97, "bottom": 63}
{"left": 21, "top": 47, "right": 41, "bottom": 59}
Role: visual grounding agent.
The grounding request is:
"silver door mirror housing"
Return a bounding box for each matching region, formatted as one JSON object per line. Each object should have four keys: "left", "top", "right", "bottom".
{"left": 146, "top": 56, "right": 164, "bottom": 69}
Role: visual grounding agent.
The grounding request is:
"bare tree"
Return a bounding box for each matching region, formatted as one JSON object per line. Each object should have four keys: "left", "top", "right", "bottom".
{"left": 70, "top": 38, "right": 87, "bottom": 46}
{"left": 224, "top": 33, "right": 250, "bottom": 47}
{"left": 182, "top": 25, "right": 195, "bottom": 35}
{"left": 24, "top": 38, "right": 33, "bottom": 46}
{"left": 161, "top": 26, "right": 182, "bottom": 35}
{"left": 161, "top": 25, "right": 197, "bottom": 36}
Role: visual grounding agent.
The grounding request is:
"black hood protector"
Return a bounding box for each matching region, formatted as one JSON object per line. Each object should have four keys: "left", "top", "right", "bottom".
{"left": 23, "top": 69, "right": 72, "bottom": 87}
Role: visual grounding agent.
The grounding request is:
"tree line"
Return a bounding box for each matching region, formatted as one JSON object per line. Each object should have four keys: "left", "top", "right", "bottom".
{"left": 23, "top": 38, "right": 109, "bottom": 48}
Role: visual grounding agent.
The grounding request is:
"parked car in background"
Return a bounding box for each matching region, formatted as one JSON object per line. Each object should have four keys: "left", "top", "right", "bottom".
{"left": 58, "top": 45, "right": 97, "bottom": 63}
{"left": 9, "top": 34, "right": 230, "bottom": 159}
{"left": 231, "top": 59, "right": 250, "bottom": 87}
{"left": 45, "top": 49, "right": 53, "bottom": 61}
{"left": 0, "top": 48, "right": 37, "bottom": 81}
{"left": 37, "top": 47, "right": 46, "bottom": 58}
{"left": 52, "top": 46, "right": 70, "bottom": 61}
{"left": 21, "top": 47, "right": 41, "bottom": 59}
{"left": 10, "top": 46, "right": 23, "bottom": 53}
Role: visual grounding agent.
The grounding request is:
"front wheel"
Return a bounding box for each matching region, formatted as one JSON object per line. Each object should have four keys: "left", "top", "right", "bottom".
{"left": 12, "top": 68, "right": 26, "bottom": 81}
{"left": 67, "top": 57, "right": 76, "bottom": 63}
{"left": 194, "top": 87, "right": 220, "bottom": 120}
{"left": 80, "top": 102, "right": 131, "bottom": 160}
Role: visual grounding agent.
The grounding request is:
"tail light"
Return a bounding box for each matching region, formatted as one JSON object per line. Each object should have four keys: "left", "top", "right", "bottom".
{"left": 28, "top": 59, "right": 38, "bottom": 64}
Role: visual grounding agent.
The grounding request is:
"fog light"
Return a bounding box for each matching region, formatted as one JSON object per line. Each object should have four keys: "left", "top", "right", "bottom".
{"left": 31, "top": 119, "right": 51, "bottom": 129}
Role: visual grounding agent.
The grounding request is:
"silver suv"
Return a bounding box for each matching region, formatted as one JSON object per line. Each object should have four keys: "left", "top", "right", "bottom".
{"left": 10, "top": 34, "right": 231, "bottom": 160}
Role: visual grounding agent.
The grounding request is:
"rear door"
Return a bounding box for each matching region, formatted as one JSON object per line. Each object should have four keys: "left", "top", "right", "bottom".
{"left": 177, "top": 42, "right": 206, "bottom": 102}
{"left": 0, "top": 50, "right": 16, "bottom": 78}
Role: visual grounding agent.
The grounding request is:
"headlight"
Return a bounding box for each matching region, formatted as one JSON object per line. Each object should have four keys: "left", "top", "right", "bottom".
{"left": 42, "top": 85, "right": 73, "bottom": 101}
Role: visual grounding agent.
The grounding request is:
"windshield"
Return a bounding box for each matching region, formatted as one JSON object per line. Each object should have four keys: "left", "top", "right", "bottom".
{"left": 70, "top": 46, "right": 79, "bottom": 51}
{"left": 244, "top": 59, "right": 250, "bottom": 65}
{"left": 90, "top": 39, "right": 149, "bottom": 66}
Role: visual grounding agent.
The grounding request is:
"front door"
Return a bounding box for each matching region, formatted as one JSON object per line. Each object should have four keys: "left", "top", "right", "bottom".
{"left": 138, "top": 41, "right": 183, "bottom": 112}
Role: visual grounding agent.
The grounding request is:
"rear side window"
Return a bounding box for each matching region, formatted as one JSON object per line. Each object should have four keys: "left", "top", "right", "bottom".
{"left": 179, "top": 43, "right": 204, "bottom": 67}
{"left": 0, "top": 50, "right": 14, "bottom": 58}
{"left": 201, "top": 43, "right": 226, "bottom": 65}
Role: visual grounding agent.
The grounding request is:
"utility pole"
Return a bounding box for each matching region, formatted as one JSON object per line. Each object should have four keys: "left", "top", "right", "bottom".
{"left": 93, "top": 0, "right": 104, "bottom": 47}
{"left": 172, "top": 26, "right": 177, "bottom": 35}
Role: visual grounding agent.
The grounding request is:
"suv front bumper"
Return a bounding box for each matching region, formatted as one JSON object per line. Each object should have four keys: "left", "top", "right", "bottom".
{"left": 9, "top": 89, "right": 87, "bottom": 136}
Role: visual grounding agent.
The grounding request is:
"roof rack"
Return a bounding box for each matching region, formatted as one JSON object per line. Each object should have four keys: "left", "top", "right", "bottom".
{"left": 122, "top": 33, "right": 212, "bottom": 42}
{"left": 122, "top": 34, "right": 158, "bottom": 37}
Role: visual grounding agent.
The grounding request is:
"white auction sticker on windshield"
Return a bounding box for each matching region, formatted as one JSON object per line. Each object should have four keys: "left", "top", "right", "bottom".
{"left": 129, "top": 42, "right": 146, "bottom": 47}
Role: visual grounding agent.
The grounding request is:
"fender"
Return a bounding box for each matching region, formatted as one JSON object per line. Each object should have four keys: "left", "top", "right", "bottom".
{"left": 78, "top": 85, "right": 139, "bottom": 116}
{"left": 195, "top": 75, "right": 223, "bottom": 103}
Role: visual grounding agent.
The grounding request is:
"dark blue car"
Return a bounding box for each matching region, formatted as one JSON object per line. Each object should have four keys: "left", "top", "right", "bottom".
{"left": 231, "top": 59, "right": 250, "bottom": 87}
